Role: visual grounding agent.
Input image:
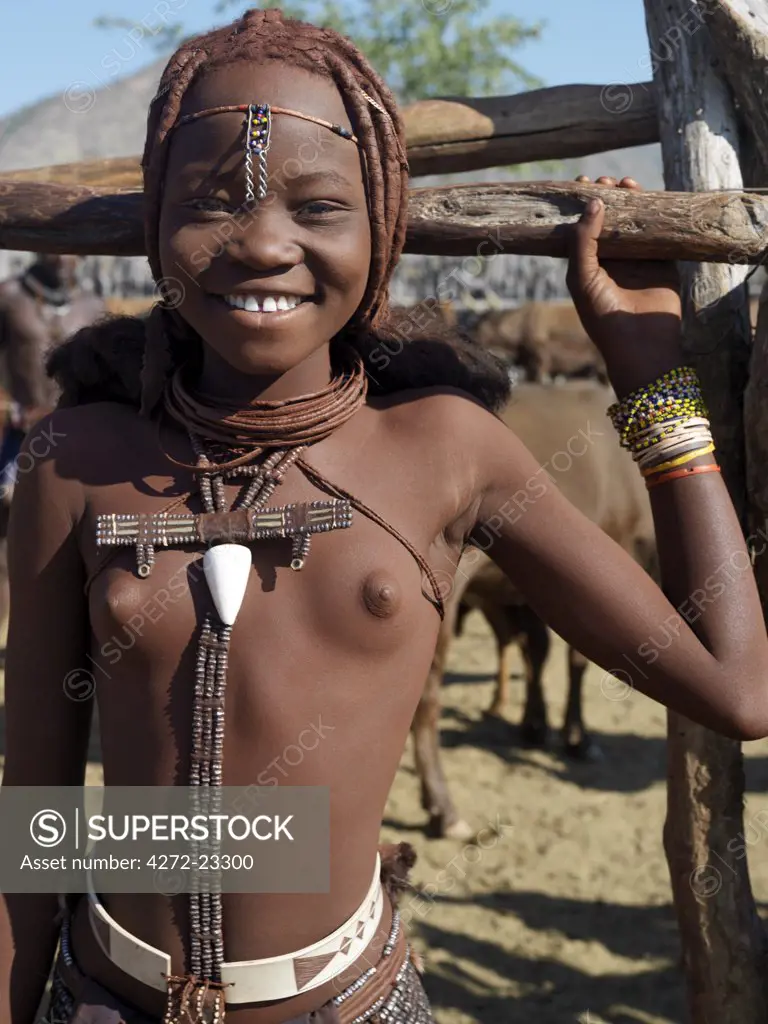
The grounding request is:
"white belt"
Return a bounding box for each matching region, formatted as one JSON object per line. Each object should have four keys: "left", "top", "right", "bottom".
{"left": 85, "top": 854, "right": 383, "bottom": 1004}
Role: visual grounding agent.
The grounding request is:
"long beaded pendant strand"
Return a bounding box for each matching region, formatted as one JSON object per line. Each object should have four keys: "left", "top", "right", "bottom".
{"left": 186, "top": 437, "right": 305, "bottom": 986}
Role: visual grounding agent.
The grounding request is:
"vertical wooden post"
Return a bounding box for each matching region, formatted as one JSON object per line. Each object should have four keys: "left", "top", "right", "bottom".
{"left": 643, "top": 1, "right": 768, "bottom": 1020}
{"left": 724, "top": 2, "right": 768, "bottom": 627}
{"left": 746, "top": 280, "right": 768, "bottom": 600}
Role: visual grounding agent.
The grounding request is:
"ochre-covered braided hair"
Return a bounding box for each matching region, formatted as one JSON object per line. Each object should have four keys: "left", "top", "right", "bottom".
{"left": 48, "top": 7, "right": 511, "bottom": 414}
{"left": 138, "top": 7, "right": 409, "bottom": 413}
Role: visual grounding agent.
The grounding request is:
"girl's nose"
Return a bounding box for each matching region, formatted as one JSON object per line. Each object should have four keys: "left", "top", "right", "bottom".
{"left": 225, "top": 207, "right": 303, "bottom": 270}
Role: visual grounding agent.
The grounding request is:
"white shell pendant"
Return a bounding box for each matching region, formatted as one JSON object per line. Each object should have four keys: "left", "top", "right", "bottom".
{"left": 203, "top": 544, "right": 252, "bottom": 626}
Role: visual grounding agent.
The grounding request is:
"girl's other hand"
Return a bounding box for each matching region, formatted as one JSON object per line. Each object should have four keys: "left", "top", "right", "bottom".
{"left": 566, "top": 175, "right": 685, "bottom": 397}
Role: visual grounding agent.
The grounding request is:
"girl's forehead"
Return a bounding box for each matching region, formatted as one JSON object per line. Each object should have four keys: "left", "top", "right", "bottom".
{"left": 180, "top": 61, "right": 351, "bottom": 125}
{"left": 165, "top": 61, "right": 366, "bottom": 193}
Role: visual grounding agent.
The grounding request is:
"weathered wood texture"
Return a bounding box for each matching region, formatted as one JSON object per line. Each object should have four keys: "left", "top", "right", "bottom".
{"left": 704, "top": 1, "right": 768, "bottom": 177}
{"left": 401, "top": 83, "right": 660, "bottom": 176}
{"left": 4, "top": 81, "right": 660, "bottom": 187}
{"left": 0, "top": 182, "right": 145, "bottom": 256}
{"left": 746, "top": 282, "right": 768, "bottom": 641}
{"left": 741, "top": 3, "right": 768, "bottom": 718}
{"left": 644, "top": 0, "right": 768, "bottom": 1021}
{"left": 3, "top": 177, "right": 768, "bottom": 261}
{"left": 6, "top": 157, "right": 144, "bottom": 189}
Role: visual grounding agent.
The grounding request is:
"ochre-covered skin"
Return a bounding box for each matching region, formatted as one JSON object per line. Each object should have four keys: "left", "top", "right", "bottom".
{"left": 3, "top": 35, "right": 768, "bottom": 1024}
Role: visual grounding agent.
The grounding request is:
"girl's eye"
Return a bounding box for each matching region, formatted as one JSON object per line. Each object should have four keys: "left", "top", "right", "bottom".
{"left": 186, "top": 196, "right": 233, "bottom": 214}
{"left": 300, "top": 200, "right": 346, "bottom": 217}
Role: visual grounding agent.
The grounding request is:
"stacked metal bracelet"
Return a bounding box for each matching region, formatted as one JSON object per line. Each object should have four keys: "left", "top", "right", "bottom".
{"left": 607, "top": 366, "right": 720, "bottom": 489}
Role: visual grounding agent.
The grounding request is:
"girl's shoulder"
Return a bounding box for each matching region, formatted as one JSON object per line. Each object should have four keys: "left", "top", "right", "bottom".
{"left": 11, "top": 402, "right": 148, "bottom": 543}
{"left": 367, "top": 385, "right": 510, "bottom": 488}
{"left": 24, "top": 401, "right": 150, "bottom": 486}
{"left": 43, "top": 399, "right": 144, "bottom": 440}
{"left": 372, "top": 383, "right": 501, "bottom": 436}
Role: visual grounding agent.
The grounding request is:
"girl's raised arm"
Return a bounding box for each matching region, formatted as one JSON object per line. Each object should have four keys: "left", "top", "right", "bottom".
{"left": 470, "top": 180, "right": 768, "bottom": 740}
{"left": 0, "top": 410, "right": 92, "bottom": 1023}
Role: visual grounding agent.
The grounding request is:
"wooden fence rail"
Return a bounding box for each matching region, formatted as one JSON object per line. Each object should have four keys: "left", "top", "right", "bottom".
{"left": 3, "top": 80, "right": 659, "bottom": 188}
{"left": 1, "top": 178, "right": 766, "bottom": 262}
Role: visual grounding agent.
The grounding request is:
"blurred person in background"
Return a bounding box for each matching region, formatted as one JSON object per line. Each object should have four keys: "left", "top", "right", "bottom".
{"left": 0, "top": 254, "right": 105, "bottom": 638}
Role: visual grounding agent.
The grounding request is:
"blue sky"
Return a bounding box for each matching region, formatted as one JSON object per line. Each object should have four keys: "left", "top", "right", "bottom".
{"left": 0, "top": 0, "right": 652, "bottom": 119}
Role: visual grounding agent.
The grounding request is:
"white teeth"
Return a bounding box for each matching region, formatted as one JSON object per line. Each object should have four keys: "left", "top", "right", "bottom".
{"left": 223, "top": 294, "right": 305, "bottom": 312}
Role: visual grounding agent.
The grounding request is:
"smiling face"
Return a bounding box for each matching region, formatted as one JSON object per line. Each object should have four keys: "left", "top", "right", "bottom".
{"left": 158, "top": 60, "right": 372, "bottom": 389}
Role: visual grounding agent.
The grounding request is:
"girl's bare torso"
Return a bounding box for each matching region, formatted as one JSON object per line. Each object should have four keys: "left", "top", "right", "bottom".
{"left": 63, "top": 390, "right": 475, "bottom": 1021}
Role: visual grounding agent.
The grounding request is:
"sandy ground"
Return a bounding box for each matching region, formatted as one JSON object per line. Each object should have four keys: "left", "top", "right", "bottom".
{"left": 379, "top": 613, "right": 768, "bottom": 1024}
{"left": 4, "top": 611, "right": 768, "bottom": 1023}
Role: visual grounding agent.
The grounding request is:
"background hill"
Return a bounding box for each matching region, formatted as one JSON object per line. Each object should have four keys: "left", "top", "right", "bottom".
{"left": 0, "top": 59, "right": 166, "bottom": 172}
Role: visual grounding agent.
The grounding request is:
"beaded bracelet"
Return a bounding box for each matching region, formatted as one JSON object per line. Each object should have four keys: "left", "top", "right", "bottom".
{"left": 645, "top": 462, "right": 721, "bottom": 490}
{"left": 608, "top": 367, "right": 709, "bottom": 451}
{"left": 633, "top": 427, "right": 713, "bottom": 470}
{"left": 629, "top": 416, "right": 710, "bottom": 450}
{"left": 630, "top": 425, "right": 689, "bottom": 454}
{"left": 641, "top": 442, "right": 715, "bottom": 477}
{"left": 607, "top": 365, "right": 701, "bottom": 412}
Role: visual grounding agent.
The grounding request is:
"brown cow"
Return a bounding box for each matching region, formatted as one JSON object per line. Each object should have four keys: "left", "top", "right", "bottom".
{"left": 411, "top": 381, "right": 657, "bottom": 839}
{"left": 473, "top": 300, "right": 608, "bottom": 383}
{"left": 389, "top": 298, "right": 457, "bottom": 331}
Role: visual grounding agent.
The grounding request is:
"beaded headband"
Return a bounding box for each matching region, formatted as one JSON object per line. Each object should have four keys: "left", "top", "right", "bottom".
{"left": 174, "top": 102, "right": 360, "bottom": 203}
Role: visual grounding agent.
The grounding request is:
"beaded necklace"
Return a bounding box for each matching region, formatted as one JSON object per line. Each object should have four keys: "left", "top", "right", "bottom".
{"left": 93, "top": 352, "right": 447, "bottom": 1018}
{"left": 96, "top": 364, "right": 363, "bottom": 1014}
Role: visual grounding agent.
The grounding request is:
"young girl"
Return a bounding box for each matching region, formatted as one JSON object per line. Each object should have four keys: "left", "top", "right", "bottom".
{"left": 3, "top": 8, "right": 768, "bottom": 1024}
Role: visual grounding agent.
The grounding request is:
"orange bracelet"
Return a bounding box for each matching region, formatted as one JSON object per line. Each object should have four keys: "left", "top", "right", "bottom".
{"left": 646, "top": 462, "right": 721, "bottom": 490}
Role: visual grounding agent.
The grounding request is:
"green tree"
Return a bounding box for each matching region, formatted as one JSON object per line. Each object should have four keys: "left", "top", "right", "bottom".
{"left": 218, "top": 0, "right": 543, "bottom": 101}
{"left": 97, "top": 1, "right": 543, "bottom": 103}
